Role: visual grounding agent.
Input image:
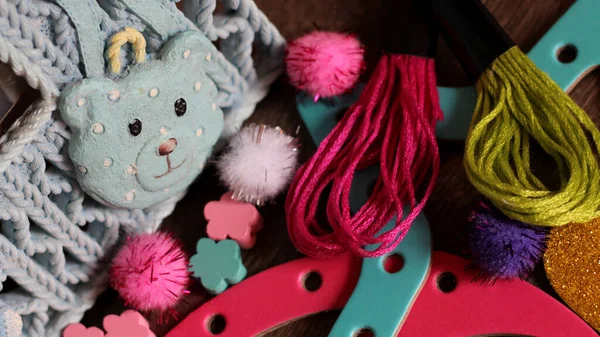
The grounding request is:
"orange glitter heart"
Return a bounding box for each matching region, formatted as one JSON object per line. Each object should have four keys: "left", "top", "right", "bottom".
{"left": 544, "top": 219, "right": 600, "bottom": 331}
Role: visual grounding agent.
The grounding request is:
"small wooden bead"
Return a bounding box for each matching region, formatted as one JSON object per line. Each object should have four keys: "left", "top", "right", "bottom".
{"left": 189, "top": 238, "right": 247, "bottom": 294}
{"left": 204, "top": 192, "right": 263, "bottom": 249}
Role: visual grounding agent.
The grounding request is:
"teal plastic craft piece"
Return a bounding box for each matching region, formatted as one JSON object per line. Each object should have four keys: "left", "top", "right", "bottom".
{"left": 297, "top": 91, "right": 432, "bottom": 337}
{"left": 189, "top": 238, "right": 247, "bottom": 295}
{"left": 437, "top": 0, "right": 600, "bottom": 141}
{"left": 54, "top": 0, "right": 105, "bottom": 78}
{"left": 527, "top": 0, "right": 600, "bottom": 91}
{"left": 120, "top": 0, "right": 186, "bottom": 40}
{"left": 328, "top": 214, "right": 430, "bottom": 336}
{"left": 60, "top": 31, "right": 223, "bottom": 209}
{"left": 299, "top": 0, "right": 600, "bottom": 142}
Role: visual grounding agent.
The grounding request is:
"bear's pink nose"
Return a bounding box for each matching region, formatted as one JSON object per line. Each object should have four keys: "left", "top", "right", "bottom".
{"left": 158, "top": 138, "right": 177, "bottom": 156}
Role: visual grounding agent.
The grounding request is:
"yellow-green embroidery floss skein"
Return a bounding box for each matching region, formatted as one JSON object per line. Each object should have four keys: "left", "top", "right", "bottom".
{"left": 432, "top": 0, "right": 600, "bottom": 227}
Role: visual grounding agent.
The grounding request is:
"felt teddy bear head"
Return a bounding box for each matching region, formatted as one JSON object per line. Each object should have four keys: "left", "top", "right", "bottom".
{"left": 59, "top": 30, "right": 223, "bottom": 209}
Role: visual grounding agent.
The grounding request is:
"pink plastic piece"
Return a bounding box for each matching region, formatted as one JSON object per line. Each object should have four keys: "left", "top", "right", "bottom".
{"left": 166, "top": 253, "right": 361, "bottom": 337}
{"left": 399, "top": 252, "right": 598, "bottom": 337}
{"left": 103, "top": 310, "right": 156, "bottom": 337}
{"left": 63, "top": 324, "right": 105, "bottom": 337}
{"left": 204, "top": 192, "right": 264, "bottom": 249}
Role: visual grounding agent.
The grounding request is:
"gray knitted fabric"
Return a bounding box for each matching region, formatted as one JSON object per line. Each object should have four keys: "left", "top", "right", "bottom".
{"left": 0, "top": 1, "right": 284, "bottom": 336}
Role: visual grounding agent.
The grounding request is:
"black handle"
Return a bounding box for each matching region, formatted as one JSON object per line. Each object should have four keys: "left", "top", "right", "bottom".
{"left": 430, "top": 0, "right": 514, "bottom": 79}
{"left": 382, "top": 0, "right": 438, "bottom": 58}
{"left": 419, "top": 0, "right": 440, "bottom": 58}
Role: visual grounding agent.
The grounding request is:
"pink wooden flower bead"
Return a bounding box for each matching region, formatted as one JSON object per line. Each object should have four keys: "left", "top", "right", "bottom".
{"left": 204, "top": 192, "right": 264, "bottom": 249}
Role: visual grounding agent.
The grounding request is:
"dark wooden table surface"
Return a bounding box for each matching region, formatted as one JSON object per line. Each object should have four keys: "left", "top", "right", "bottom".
{"left": 83, "top": 0, "right": 600, "bottom": 335}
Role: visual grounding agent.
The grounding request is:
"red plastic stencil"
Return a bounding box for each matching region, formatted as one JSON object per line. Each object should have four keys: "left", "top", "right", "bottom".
{"left": 166, "top": 251, "right": 595, "bottom": 337}
{"left": 166, "top": 253, "right": 361, "bottom": 337}
{"left": 398, "top": 252, "right": 597, "bottom": 337}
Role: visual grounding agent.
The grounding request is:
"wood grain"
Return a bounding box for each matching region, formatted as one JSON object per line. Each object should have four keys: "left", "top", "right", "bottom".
{"left": 81, "top": 0, "right": 600, "bottom": 336}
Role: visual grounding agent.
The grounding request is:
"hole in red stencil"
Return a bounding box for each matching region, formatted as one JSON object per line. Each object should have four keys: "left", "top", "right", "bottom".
{"left": 437, "top": 272, "right": 457, "bottom": 293}
{"left": 207, "top": 314, "right": 226, "bottom": 335}
{"left": 556, "top": 44, "right": 578, "bottom": 64}
{"left": 302, "top": 271, "right": 322, "bottom": 292}
{"left": 354, "top": 328, "right": 375, "bottom": 337}
{"left": 383, "top": 253, "right": 404, "bottom": 274}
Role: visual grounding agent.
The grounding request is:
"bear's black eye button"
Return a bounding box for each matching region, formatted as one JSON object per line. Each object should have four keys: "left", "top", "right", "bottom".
{"left": 129, "top": 119, "right": 142, "bottom": 136}
{"left": 175, "top": 98, "right": 187, "bottom": 117}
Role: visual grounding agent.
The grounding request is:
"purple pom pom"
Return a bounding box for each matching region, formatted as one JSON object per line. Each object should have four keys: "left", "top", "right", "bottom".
{"left": 469, "top": 203, "right": 548, "bottom": 281}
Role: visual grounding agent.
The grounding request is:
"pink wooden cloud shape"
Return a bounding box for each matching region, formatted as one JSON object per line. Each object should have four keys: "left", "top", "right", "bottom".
{"left": 63, "top": 324, "right": 105, "bottom": 337}
{"left": 63, "top": 310, "right": 156, "bottom": 337}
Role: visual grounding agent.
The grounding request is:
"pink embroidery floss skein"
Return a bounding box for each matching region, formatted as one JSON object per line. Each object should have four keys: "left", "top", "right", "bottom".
{"left": 286, "top": 2, "right": 443, "bottom": 258}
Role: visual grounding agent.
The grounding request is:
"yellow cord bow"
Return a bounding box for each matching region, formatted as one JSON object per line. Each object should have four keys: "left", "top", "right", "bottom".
{"left": 107, "top": 27, "right": 147, "bottom": 74}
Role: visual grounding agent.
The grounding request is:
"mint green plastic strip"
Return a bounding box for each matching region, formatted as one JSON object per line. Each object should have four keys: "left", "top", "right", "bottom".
{"left": 327, "top": 209, "right": 430, "bottom": 337}
{"left": 299, "top": 0, "right": 599, "bottom": 142}
{"left": 297, "top": 91, "right": 432, "bottom": 337}
{"left": 54, "top": 0, "right": 105, "bottom": 78}
{"left": 525, "top": 0, "right": 599, "bottom": 91}
{"left": 120, "top": 0, "right": 185, "bottom": 40}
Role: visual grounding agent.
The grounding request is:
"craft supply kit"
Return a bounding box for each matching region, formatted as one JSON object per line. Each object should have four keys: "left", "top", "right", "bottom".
{"left": 0, "top": 0, "right": 598, "bottom": 336}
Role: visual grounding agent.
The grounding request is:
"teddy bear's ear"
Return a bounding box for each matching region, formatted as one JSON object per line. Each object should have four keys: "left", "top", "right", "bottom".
{"left": 59, "top": 78, "right": 116, "bottom": 130}
{"left": 159, "top": 30, "right": 215, "bottom": 64}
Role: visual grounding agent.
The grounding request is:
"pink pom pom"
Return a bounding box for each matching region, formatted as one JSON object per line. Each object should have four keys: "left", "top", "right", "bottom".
{"left": 110, "top": 233, "right": 190, "bottom": 313}
{"left": 286, "top": 31, "right": 364, "bottom": 99}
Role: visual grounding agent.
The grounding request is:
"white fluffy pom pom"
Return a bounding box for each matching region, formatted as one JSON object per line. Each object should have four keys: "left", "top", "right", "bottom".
{"left": 217, "top": 124, "right": 300, "bottom": 205}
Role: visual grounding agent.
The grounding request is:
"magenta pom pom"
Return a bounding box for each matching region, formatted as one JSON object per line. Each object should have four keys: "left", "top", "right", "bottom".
{"left": 286, "top": 31, "right": 364, "bottom": 99}
{"left": 110, "top": 232, "right": 190, "bottom": 313}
